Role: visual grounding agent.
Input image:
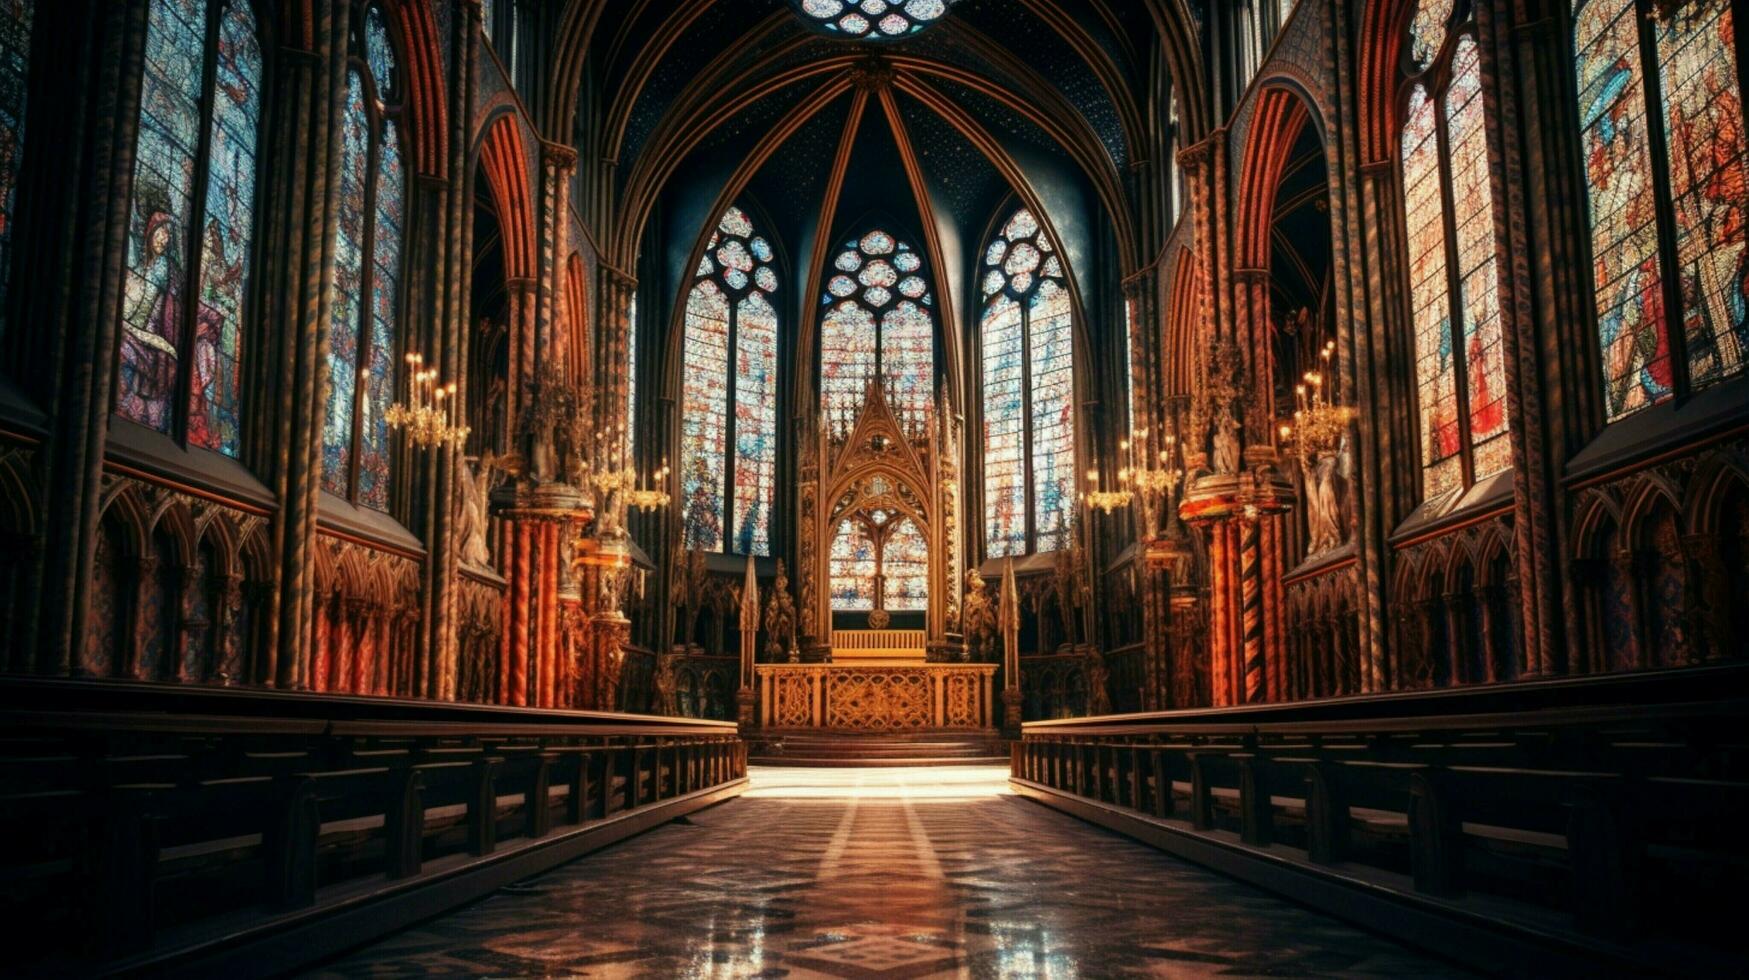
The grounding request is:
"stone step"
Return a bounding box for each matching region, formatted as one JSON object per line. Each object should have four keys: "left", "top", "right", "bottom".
{"left": 748, "top": 731, "right": 1010, "bottom": 767}
{"left": 754, "top": 755, "right": 1011, "bottom": 768}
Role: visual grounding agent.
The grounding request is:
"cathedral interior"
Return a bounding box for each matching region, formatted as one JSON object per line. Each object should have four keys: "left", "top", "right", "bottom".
{"left": 0, "top": 0, "right": 1746, "bottom": 975}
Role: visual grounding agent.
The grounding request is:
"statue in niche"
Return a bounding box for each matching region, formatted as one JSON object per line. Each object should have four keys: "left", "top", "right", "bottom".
{"left": 1052, "top": 542, "right": 1089, "bottom": 648}
{"left": 653, "top": 653, "right": 679, "bottom": 716}
{"left": 961, "top": 568, "right": 996, "bottom": 662}
{"left": 1084, "top": 647, "right": 1112, "bottom": 716}
{"left": 1305, "top": 434, "right": 1352, "bottom": 556}
{"left": 454, "top": 452, "right": 503, "bottom": 569}
{"left": 1213, "top": 401, "right": 1242, "bottom": 476}
{"left": 763, "top": 560, "right": 798, "bottom": 662}
{"left": 671, "top": 549, "right": 708, "bottom": 651}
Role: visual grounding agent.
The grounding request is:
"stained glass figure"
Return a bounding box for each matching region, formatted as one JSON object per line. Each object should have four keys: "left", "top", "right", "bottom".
{"left": 1398, "top": 3, "right": 1511, "bottom": 501}
{"left": 1573, "top": 0, "right": 1748, "bottom": 421}
{"left": 117, "top": 0, "right": 262, "bottom": 459}
{"left": 323, "top": 3, "right": 405, "bottom": 510}
{"left": 979, "top": 207, "right": 1079, "bottom": 555}
{"left": 680, "top": 205, "right": 781, "bottom": 556}
{"left": 0, "top": 0, "right": 33, "bottom": 345}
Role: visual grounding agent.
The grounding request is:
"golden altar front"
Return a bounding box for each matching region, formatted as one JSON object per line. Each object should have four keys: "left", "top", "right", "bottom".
{"left": 755, "top": 661, "right": 999, "bottom": 731}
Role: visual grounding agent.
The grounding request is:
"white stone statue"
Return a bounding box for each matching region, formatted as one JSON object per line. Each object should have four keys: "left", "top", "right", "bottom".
{"left": 1213, "top": 403, "right": 1242, "bottom": 475}
{"left": 455, "top": 453, "right": 497, "bottom": 568}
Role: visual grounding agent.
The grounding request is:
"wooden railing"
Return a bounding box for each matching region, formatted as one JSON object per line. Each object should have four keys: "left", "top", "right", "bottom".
{"left": 830, "top": 629, "right": 929, "bottom": 661}
{"left": 0, "top": 678, "right": 746, "bottom": 975}
{"left": 1011, "top": 664, "right": 1749, "bottom": 975}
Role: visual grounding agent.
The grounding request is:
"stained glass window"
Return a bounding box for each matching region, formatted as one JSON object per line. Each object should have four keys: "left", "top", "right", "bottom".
{"left": 117, "top": 0, "right": 262, "bottom": 458}
{"left": 829, "top": 510, "right": 927, "bottom": 613}
{"left": 882, "top": 518, "right": 928, "bottom": 611}
{"left": 979, "top": 207, "right": 1078, "bottom": 555}
{"left": 829, "top": 518, "right": 877, "bottom": 611}
{"left": 790, "top": 0, "right": 957, "bottom": 41}
{"left": 1573, "top": 0, "right": 1748, "bottom": 421}
{"left": 1397, "top": 3, "right": 1511, "bottom": 501}
{"left": 680, "top": 205, "right": 780, "bottom": 556}
{"left": 0, "top": 0, "right": 32, "bottom": 344}
{"left": 819, "top": 228, "right": 936, "bottom": 430}
{"left": 323, "top": 3, "right": 405, "bottom": 510}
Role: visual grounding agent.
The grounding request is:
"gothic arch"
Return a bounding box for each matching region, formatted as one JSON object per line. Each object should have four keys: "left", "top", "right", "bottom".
{"left": 377, "top": 0, "right": 448, "bottom": 179}
{"left": 475, "top": 111, "right": 537, "bottom": 282}
{"left": 1356, "top": 0, "right": 1419, "bottom": 167}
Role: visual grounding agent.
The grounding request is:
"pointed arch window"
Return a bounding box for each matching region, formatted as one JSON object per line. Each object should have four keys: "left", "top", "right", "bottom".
{"left": 980, "top": 208, "right": 1077, "bottom": 557}
{"left": 1571, "top": 0, "right": 1748, "bottom": 422}
{"left": 819, "top": 228, "right": 936, "bottom": 427}
{"left": 680, "top": 206, "right": 780, "bottom": 556}
{"left": 0, "top": 0, "right": 32, "bottom": 341}
{"left": 323, "top": 3, "right": 406, "bottom": 511}
{"left": 114, "top": 0, "right": 265, "bottom": 459}
{"left": 1397, "top": 1, "right": 1510, "bottom": 502}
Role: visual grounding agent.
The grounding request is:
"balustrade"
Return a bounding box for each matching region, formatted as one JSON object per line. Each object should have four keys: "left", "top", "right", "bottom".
{"left": 0, "top": 678, "right": 746, "bottom": 975}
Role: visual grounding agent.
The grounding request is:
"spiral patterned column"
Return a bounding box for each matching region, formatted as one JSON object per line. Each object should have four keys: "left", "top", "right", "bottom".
{"left": 1240, "top": 517, "right": 1265, "bottom": 704}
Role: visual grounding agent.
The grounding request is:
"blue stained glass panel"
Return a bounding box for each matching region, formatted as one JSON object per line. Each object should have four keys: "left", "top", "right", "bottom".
{"left": 681, "top": 283, "right": 729, "bottom": 552}
{"left": 0, "top": 0, "right": 32, "bottom": 343}
{"left": 358, "top": 124, "right": 403, "bottom": 511}
{"left": 733, "top": 291, "right": 778, "bottom": 556}
{"left": 189, "top": 2, "right": 262, "bottom": 457}
{"left": 1029, "top": 281, "right": 1076, "bottom": 551}
{"left": 365, "top": 4, "right": 396, "bottom": 97}
{"left": 982, "top": 295, "right": 1025, "bottom": 557}
{"left": 323, "top": 69, "right": 369, "bottom": 497}
{"left": 119, "top": 0, "right": 207, "bottom": 434}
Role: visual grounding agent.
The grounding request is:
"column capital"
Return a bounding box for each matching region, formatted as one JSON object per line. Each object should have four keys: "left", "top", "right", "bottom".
{"left": 541, "top": 139, "right": 579, "bottom": 172}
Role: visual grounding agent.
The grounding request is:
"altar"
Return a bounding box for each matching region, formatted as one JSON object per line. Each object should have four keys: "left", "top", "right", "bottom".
{"left": 755, "top": 660, "right": 999, "bottom": 731}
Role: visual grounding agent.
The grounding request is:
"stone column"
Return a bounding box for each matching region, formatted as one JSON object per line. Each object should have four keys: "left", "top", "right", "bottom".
{"left": 19, "top": 1, "right": 149, "bottom": 674}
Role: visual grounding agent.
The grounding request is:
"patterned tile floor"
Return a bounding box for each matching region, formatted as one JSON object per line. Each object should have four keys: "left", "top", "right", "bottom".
{"left": 307, "top": 766, "right": 1470, "bottom": 978}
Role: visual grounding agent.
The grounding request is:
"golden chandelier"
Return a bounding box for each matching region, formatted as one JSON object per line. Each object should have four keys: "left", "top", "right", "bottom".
{"left": 384, "top": 352, "right": 470, "bottom": 450}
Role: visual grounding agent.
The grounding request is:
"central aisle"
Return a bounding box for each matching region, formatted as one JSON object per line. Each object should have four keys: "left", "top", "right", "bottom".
{"left": 308, "top": 767, "right": 1468, "bottom": 978}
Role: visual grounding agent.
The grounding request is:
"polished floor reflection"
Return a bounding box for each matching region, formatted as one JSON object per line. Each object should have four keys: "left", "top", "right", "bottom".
{"left": 308, "top": 766, "right": 1468, "bottom": 978}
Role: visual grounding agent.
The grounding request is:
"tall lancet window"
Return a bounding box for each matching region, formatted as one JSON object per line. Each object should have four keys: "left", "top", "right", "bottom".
{"left": 1397, "top": 0, "right": 1510, "bottom": 501}
{"left": 819, "top": 228, "right": 936, "bottom": 426}
{"left": 980, "top": 207, "right": 1076, "bottom": 556}
{"left": 0, "top": 0, "right": 32, "bottom": 341}
{"left": 680, "top": 205, "right": 779, "bottom": 556}
{"left": 115, "top": 0, "right": 264, "bottom": 458}
{"left": 323, "top": 3, "right": 405, "bottom": 511}
{"left": 1572, "top": 0, "right": 1747, "bottom": 422}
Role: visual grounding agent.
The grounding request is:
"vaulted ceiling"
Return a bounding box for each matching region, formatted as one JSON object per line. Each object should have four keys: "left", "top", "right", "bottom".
{"left": 574, "top": 0, "right": 1201, "bottom": 286}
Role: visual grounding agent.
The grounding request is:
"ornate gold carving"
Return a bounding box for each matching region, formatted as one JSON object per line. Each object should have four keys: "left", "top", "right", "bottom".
{"left": 945, "top": 673, "right": 980, "bottom": 727}
{"left": 826, "top": 670, "right": 931, "bottom": 730}
{"left": 774, "top": 672, "right": 814, "bottom": 728}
